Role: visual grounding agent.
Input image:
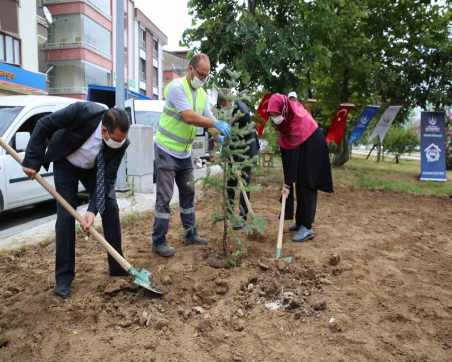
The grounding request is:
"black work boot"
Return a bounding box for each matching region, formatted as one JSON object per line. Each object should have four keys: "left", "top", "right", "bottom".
{"left": 184, "top": 227, "right": 208, "bottom": 246}
{"left": 153, "top": 243, "right": 176, "bottom": 257}
{"left": 54, "top": 284, "right": 71, "bottom": 299}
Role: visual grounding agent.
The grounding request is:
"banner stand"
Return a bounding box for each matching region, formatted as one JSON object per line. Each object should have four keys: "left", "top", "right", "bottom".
{"left": 420, "top": 111, "right": 447, "bottom": 182}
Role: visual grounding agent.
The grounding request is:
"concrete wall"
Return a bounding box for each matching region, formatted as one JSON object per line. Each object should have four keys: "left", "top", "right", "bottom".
{"left": 19, "top": 0, "right": 39, "bottom": 72}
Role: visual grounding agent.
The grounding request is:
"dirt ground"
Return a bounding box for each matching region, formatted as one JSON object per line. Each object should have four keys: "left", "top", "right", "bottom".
{"left": 0, "top": 170, "right": 452, "bottom": 362}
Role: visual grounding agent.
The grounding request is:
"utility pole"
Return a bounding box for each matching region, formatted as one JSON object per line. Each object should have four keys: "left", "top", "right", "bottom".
{"left": 115, "top": 0, "right": 128, "bottom": 191}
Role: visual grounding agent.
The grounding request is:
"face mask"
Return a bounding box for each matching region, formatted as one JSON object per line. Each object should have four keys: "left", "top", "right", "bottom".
{"left": 191, "top": 76, "right": 206, "bottom": 89}
{"left": 271, "top": 115, "right": 284, "bottom": 125}
{"left": 104, "top": 136, "right": 126, "bottom": 149}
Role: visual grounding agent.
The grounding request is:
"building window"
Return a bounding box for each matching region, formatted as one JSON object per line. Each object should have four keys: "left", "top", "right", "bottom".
{"left": 0, "top": 0, "right": 19, "bottom": 35}
{"left": 48, "top": 14, "right": 111, "bottom": 57}
{"left": 153, "top": 40, "right": 158, "bottom": 60}
{"left": 87, "top": 0, "right": 111, "bottom": 16}
{"left": 0, "top": 35, "right": 4, "bottom": 61}
{"left": 84, "top": 61, "right": 110, "bottom": 86}
{"left": 5, "top": 36, "right": 14, "bottom": 64}
{"left": 0, "top": 32, "right": 21, "bottom": 65}
{"left": 48, "top": 60, "right": 110, "bottom": 94}
{"left": 140, "top": 59, "right": 146, "bottom": 82}
{"left": 13, "top": 39, "right": 20, "bottom": 64}
{"left": 82, "top": 15, "right": 111, "bottom": 56}
{"left": 139, "top": 28, "right": 146, "bottom": 50}
{"left": 153, "top": 66, "right": 158, "bottom": 88}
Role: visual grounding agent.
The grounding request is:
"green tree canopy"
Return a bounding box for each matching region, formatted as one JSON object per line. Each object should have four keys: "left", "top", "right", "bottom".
{"left": 183, "top": 0, "right": 451, "bottom": 118}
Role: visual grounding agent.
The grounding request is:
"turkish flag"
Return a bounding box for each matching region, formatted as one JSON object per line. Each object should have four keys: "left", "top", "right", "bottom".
{"left": 256, "top": 94, "right": 272, "bottom": 136}
{"left": 326, "top": 104, "right": 354, "bottom": 145}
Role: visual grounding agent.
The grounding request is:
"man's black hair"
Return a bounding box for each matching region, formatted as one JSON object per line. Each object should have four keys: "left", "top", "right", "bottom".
{"left": 102, "top": 107, "right": 130, "bottom": 133}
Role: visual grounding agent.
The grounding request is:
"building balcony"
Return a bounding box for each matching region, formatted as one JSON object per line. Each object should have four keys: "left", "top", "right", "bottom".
{"left": 47, "top": 13, "right": 111, "bottom": 59}
{"left": 43, "top": 0, "right": 112, "bottom": 19}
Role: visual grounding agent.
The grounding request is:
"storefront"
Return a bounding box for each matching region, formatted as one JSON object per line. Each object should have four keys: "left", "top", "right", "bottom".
{"left": 0, "top": 62, "right": 47, "bottom": 96}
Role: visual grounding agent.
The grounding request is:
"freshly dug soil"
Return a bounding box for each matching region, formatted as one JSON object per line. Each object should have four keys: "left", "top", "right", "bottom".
{"left": 0, "top": 171, "right": 451, "bottom": 361}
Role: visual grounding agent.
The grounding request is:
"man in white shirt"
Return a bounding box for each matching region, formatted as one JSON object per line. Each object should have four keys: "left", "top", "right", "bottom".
{"left": 23, "top": 102, "right": 130, "bottom": 298}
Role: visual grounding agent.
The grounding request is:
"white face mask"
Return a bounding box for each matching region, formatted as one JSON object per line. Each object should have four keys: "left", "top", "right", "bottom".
{"left": 191, "top": 76, "right": 206, "bottom": 89}
{"left": 271, "top": 115, "right": 284, "bottom": 125}
{"left": 104, "top": 136, "right": 126, "bottom": 149}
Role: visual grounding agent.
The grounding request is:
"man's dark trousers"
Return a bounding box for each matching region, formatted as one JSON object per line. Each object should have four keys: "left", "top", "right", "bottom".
{"left": 152, "top": 147, "right": 195, "bottom": 246}
{"left": 53, "top": 159, "right": 124, "bottom": 287}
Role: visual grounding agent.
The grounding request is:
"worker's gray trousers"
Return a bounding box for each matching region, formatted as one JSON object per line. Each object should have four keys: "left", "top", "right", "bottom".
{"left": 152, "top": 147, "right": 196, "bottom": 246}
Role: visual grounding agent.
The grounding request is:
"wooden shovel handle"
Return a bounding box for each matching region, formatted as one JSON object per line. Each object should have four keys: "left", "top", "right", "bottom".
{"left": 236, "top": 172, "right": 255, "bottom": 216}
{"left": 0, "top": 137, "right": 132, "bottom": 272}
{"left": 276, "top": 185, "right": 290, "bottom": 252}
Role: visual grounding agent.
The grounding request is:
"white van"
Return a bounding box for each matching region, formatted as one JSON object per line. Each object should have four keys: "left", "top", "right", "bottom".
{"left": 0, "top": 95, "right": 78, "bottom": 213}
{"left": 125, "top": 98, "right": 209, "bottom": 160}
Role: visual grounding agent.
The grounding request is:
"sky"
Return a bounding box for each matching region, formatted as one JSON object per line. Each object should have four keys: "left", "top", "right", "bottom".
{"left": 134, "top": 0, "right": 192, "bottom": 50}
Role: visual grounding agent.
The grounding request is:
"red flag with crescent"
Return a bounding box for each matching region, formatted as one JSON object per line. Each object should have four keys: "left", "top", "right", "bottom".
{"left": 256, "top": 94, "right": 272, "bottom": 136}
{"left": 326, "top": 104, "right": 354, "bottom": 145}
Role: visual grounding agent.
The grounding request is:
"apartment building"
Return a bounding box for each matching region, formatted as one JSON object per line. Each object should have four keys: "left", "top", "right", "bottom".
{"left": 43, "top": 0, "right": 167, "bottom": 100}
{"left": 162, "top": 49, "right": 189, "bottom": 89}
{"left": 134, "top": 8, "right": 167, "bottom": 99}
{"left": 43, "top": 0, "right": 114, "bottom": 99}
{"left": 0, "top": 0, "right": 47, "bottom": 95}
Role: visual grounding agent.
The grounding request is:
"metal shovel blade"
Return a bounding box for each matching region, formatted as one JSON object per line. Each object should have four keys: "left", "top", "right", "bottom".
{"left": 128, "top": 267, "right": 164, "bottom": 295}
{"left": 275, "top": 247, "right": 293, "bottom": 263}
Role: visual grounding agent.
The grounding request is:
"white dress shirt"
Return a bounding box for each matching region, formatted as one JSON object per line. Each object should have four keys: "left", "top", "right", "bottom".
{"left": 66, "top": 122, "right": 103, "bottom": 169}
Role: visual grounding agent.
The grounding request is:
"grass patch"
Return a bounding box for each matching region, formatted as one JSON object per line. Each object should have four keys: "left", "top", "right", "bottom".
{"left": 333, "top": 156, "right": 452, "bottom": 197}
{"left": 251, "top": 154, "right": 451, "bottom": 197}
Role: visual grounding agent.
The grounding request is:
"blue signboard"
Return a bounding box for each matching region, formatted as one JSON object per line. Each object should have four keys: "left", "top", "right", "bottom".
{"left": 0, "top": 62, "right": 47, "bottom": 91}
{"left": 348, "top": 105, "right": 380, "bottom": 144}
{"left": 420, "top": 111, "right": 447, "bottom": 182}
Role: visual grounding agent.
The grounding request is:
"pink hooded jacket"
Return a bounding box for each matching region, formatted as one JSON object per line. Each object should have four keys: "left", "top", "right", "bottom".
{"left": 267, "top": 93, "right": 318, "bottom": 150}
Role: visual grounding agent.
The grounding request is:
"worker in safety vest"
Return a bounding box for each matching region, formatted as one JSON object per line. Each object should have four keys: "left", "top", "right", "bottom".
{"left": 152, "top": 53, "right": 231, "bottom": 257}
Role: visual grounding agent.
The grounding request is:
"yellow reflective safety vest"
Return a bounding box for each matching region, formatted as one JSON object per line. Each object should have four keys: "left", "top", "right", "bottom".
{"left": 155, "top": 77, "right": 207, "bottom": 157}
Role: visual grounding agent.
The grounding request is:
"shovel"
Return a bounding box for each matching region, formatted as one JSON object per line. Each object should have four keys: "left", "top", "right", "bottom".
{"left": 236, "top": 171, "right": 255, "bottom": 217}
{"left": 0, "top": 137, "right": 163, "bottom": 295}
{"left": 275, "top": 184, "right": 293, "bottom": 262}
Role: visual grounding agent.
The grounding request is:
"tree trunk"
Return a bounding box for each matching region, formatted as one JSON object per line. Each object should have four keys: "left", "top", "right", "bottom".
{"left": 248, "top": 0, "right": 257, "bottom": 14}
{"left": 332, "top": 135, "right": 350, "bottom": 167}
{"left": 222, "top": 159, "right": 229, "bottom": 257}
{"left": 377, "top": 142, "right": 381, "bottom": 163}
{"left": 332, "top": 67, "right": 352, "bottom": 167}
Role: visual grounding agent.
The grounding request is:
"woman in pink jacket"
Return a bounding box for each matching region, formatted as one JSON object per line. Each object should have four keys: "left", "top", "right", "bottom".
{"left": 267, "top": 93, "right": 333, "bottom": 242}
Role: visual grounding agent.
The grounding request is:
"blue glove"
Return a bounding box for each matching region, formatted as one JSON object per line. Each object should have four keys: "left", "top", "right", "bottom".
{"left": 214, "top": 120, "right": 231, "bottom": 138}
{"left": 217, "top": 135, "right": 225, "bottom": 144}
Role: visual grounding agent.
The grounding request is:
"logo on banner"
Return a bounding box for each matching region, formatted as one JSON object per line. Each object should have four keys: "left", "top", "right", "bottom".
{"left": 424, "top": 143, "right": 441, "bottom": 162}
{"left": 359, "top": 116, "right": 369, "bottom": 126}
{"left": 425, "top": 117, "right": 440, "bottom": 133}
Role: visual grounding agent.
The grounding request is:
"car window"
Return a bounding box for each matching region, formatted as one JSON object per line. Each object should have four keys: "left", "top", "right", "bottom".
{"left": 10, "top": 112, "right": 50, "bottom": 150}
{"left": 0, "top": 106, "right": 23, "bottom": 137}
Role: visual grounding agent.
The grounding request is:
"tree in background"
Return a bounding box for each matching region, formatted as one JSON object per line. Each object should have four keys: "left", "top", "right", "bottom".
{"left": 183, "top": 0, "right": 451, "bottom": 164}
{"left": 383, "top": 126, "right": 419, "bottom": 164}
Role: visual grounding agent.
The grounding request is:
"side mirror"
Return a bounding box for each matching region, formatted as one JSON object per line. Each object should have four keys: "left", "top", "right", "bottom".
{"left": 15, "top": 132, "right": 31, "bottom": 152}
